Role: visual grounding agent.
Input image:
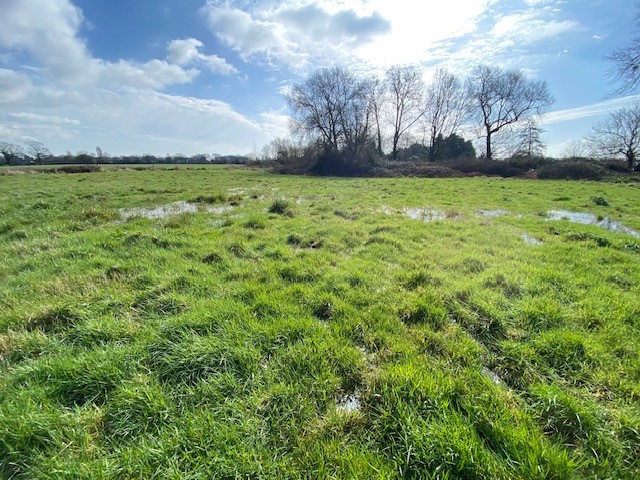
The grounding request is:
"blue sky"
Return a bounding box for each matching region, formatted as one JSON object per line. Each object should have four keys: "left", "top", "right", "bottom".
{"left": 0, "top": 0, "right": 638, "bottom": 157}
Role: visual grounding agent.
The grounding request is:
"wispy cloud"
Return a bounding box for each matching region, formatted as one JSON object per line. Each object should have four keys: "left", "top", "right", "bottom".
{"left": 542, "top": 96, "right": 640, "bottom": 124}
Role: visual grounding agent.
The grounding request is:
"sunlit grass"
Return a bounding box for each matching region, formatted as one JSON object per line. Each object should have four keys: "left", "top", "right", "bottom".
{"left": 0, "top": 166, "right": 639, "bottom": 478}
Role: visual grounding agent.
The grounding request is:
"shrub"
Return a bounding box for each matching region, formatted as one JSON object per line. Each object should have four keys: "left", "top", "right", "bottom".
{"left": 605, "top": 160, "right": 631, "bottom": 173}
{"left": 443, "top": 158, "right": 527, "bottom": 177}
{"left": 537, "top": 160, "right": 605, "bottom": 180}
{"left": 52, "top": 165, "right": 101, "bottom": 174}
{"left": 507, "top": 155, "right": 552, "bottom": 171}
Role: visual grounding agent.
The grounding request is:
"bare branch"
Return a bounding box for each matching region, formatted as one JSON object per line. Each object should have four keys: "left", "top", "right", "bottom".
{"left": 386, "top": 65, "right": 425, "bottom": 160}
{"left": 607, "top": 3, "right": 640, "bottom": 94}
{"left": 585, "top": 103, "right": 640, "bottom": 169}
{"left": 466, "top": 65, "right": 554, "bottom": 160}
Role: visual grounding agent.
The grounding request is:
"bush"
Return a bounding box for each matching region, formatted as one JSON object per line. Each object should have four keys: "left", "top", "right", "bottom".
{"left": 507, "top": 155, "right": 552, "bottom": 171}
{"left": 605, "top": 160, "right": 631, "bottom": 173}
{"left": 369, "top": 161, "right": 463, "bottom": 178}
{"left": 537, "top": 160, "right": 605, "bottom": 180}
{"left": 443, "top": 158, "right": 527, "bottom": 177}
{"left": 52, "top": 165, "right": 101, "bottom": 174}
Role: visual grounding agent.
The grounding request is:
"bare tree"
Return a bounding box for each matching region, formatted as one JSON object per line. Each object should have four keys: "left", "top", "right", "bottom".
{"left": 365, "top": 76, "right": 386, "bottom": 156}
{"left": 0, "top": 142, "right": 24, "bottom": 166}
{"left": 26, "top": 140, "right": 51, "bottom": 165}
{"left": 607, "top": 4, "right": 640, "bottom": 94}
{"left": 286, "top": 67, "right": 372, "bottom": 173}
{"left": 585, "top": 104, "right": 640, "bottom": 169}
{"left": 386, "top": 65, "right": 425, "bottom": 160}
{"left": 466, "top": 65, "right": 554, "bottom": 160}
{"left": 421, "top": 68, "right": 469, "bottom": 161}
{"left": 287, "top": 67, "right": 370, "bottom": 153}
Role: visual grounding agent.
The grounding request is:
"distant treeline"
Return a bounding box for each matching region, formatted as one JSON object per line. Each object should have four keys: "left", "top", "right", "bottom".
{"left": 1, "top": 152, "right": 251, "bottom": 166}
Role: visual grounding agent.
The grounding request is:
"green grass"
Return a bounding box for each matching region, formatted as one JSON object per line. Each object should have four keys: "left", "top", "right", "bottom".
{"left": 1, "top": 166, "right": 639, "bottom": 478}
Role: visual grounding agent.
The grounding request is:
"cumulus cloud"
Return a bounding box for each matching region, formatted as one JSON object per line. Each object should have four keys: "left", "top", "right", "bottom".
{"left": 167, "top": 38, "right": 239, "bottom": 75}
{"left": 201, "top": 0, "right": 391, "bottom": 68}
{"left": 201, "top": 0, "right": 577, "bottom": 70}
{"left": 0, "top": 69, "right": 32, "bottom": 104}
{"left": 274, "top": 3, "right": 390, "bottom": 45}
{"left": 0, "top": 0, "right": 92, "bottom": 81}
{"left": 101, "top": 59, "right": 200, "bottom": 90}
{"left": 0, "top": 111, "right": 81, "bottom": 141}
{"left": 0, "top": 86, "right": 278, "bottom": 154}
{"left": 0, "top": 0, "right": 274, "bottom": 154}
{"left": 0, "top": 0, "right": 231, "bottom": 90}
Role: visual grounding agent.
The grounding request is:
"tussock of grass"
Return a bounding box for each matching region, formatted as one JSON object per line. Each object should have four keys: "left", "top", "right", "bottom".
{"left": 268, "top": 198, "right": 294, "bottom": 215}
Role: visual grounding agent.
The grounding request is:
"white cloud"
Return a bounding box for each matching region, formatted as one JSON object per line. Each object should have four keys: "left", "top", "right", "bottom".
{"left": 0, "top": 69, "right": 32, "bottom": 104}
{"left": 0, "top": 84, "right": 278, "bottom": 154}
{"left": 353, "top": 0, "right": 491, "bottom": 67}
{"left": 101, "top": 59, "right": 200, "bottom": 90}
{"left": 8, "top": 113, "right": 80, "bottom": 126}
{"left": 0, "top": 112, "right": 81, "bottom": 141}
{"left": 201, "top": 0, "right": 580, "bottom": 72}
{"left": 491, "top": 12, "right": 579, "bottom": 44}
{"left": 0, "top": 0, "right": 217, "bottom": 90}
{"left": 201, "top": 0, "right": 391, "bottom": 68}
{"left": 167, "top": 38, "right": 238, "bottom": 75}
{"left": 0, "top": 0, "right": 92, "bottom": 82}
{"left": 0, "top": 5, "right": 254, "bottom": 154}
{"left": 0, "top": 0, "right": 264, "bottom": 154}
{"left": 542, "top": 96, "right": 640, "bottom": 124}
{"left": 258, "top": 111, "right": 291, "bottom": 138}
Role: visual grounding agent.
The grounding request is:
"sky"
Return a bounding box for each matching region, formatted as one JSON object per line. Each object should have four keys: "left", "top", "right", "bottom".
{"left": 0, "top": 0, "right": 638, "bottom": 157}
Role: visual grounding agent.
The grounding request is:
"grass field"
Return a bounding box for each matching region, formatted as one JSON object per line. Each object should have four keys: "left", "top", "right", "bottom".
{"left": 1, "top": 166, "right": 639, "bottom": 479}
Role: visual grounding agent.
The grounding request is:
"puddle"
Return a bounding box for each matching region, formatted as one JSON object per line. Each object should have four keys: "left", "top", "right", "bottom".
{"left": 482, "top": 367, "right": 504, "bottom": 386}
{"left": 404, "top": 208, "right": 447, "bottom": 222}
{"left": 521, "top": 234, "right": 543, "bottom": 246}
{"left": 378, "top": 205, "right": 395, "bottom": 215}
{"left": 120, "top": 201, "right": 234, "bottom": 220}
{"left": 357, "top": 346, "right": 376, "bottom": 366}
{"left": 207, "top": 205, "right": 235, "bottom": 214}
{"left": 336, "top": 391, "right": 361, "bottom": 413}
{"left": 119, "top": 201, "right": 199, "bottom": 220}
{"left": 546, "top": 210, "right": 640, "bottom": 238}
{"left": 477, "top": 209, "right": 508, "bottom": 218}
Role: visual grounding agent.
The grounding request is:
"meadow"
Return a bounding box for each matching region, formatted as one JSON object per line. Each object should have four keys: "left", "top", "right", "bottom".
{"left": 0, "top": 166, "right": 639, "bottom": 479}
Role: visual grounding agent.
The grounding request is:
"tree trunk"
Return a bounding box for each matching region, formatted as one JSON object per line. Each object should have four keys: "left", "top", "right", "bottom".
{"left": 392, "top": 134, "right": 400, "bottom": 160}
{"left": 627, "top": 151, "right": 635, "bottom": 169}
{"left": 485, "top": 130, "right": 492, "bottom": 161}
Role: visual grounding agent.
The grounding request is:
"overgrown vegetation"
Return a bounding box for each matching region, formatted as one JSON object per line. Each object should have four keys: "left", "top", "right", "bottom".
{"left": 0, "top": 166, "right": 639, "bottom": 478}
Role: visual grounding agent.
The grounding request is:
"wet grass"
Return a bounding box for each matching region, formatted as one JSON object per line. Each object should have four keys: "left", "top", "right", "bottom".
{"left": 0, "top": 166, "right": 639, "bottom": 478}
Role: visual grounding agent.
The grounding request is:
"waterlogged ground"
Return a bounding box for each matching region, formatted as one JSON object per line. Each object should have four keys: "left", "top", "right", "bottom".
{"left": 0, "top": 166, "right": 639, "bottom": 479}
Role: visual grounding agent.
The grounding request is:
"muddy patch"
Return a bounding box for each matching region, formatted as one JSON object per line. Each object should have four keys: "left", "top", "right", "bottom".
{"left": 546, "top": 210, "right": 640, "bottom": 238}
